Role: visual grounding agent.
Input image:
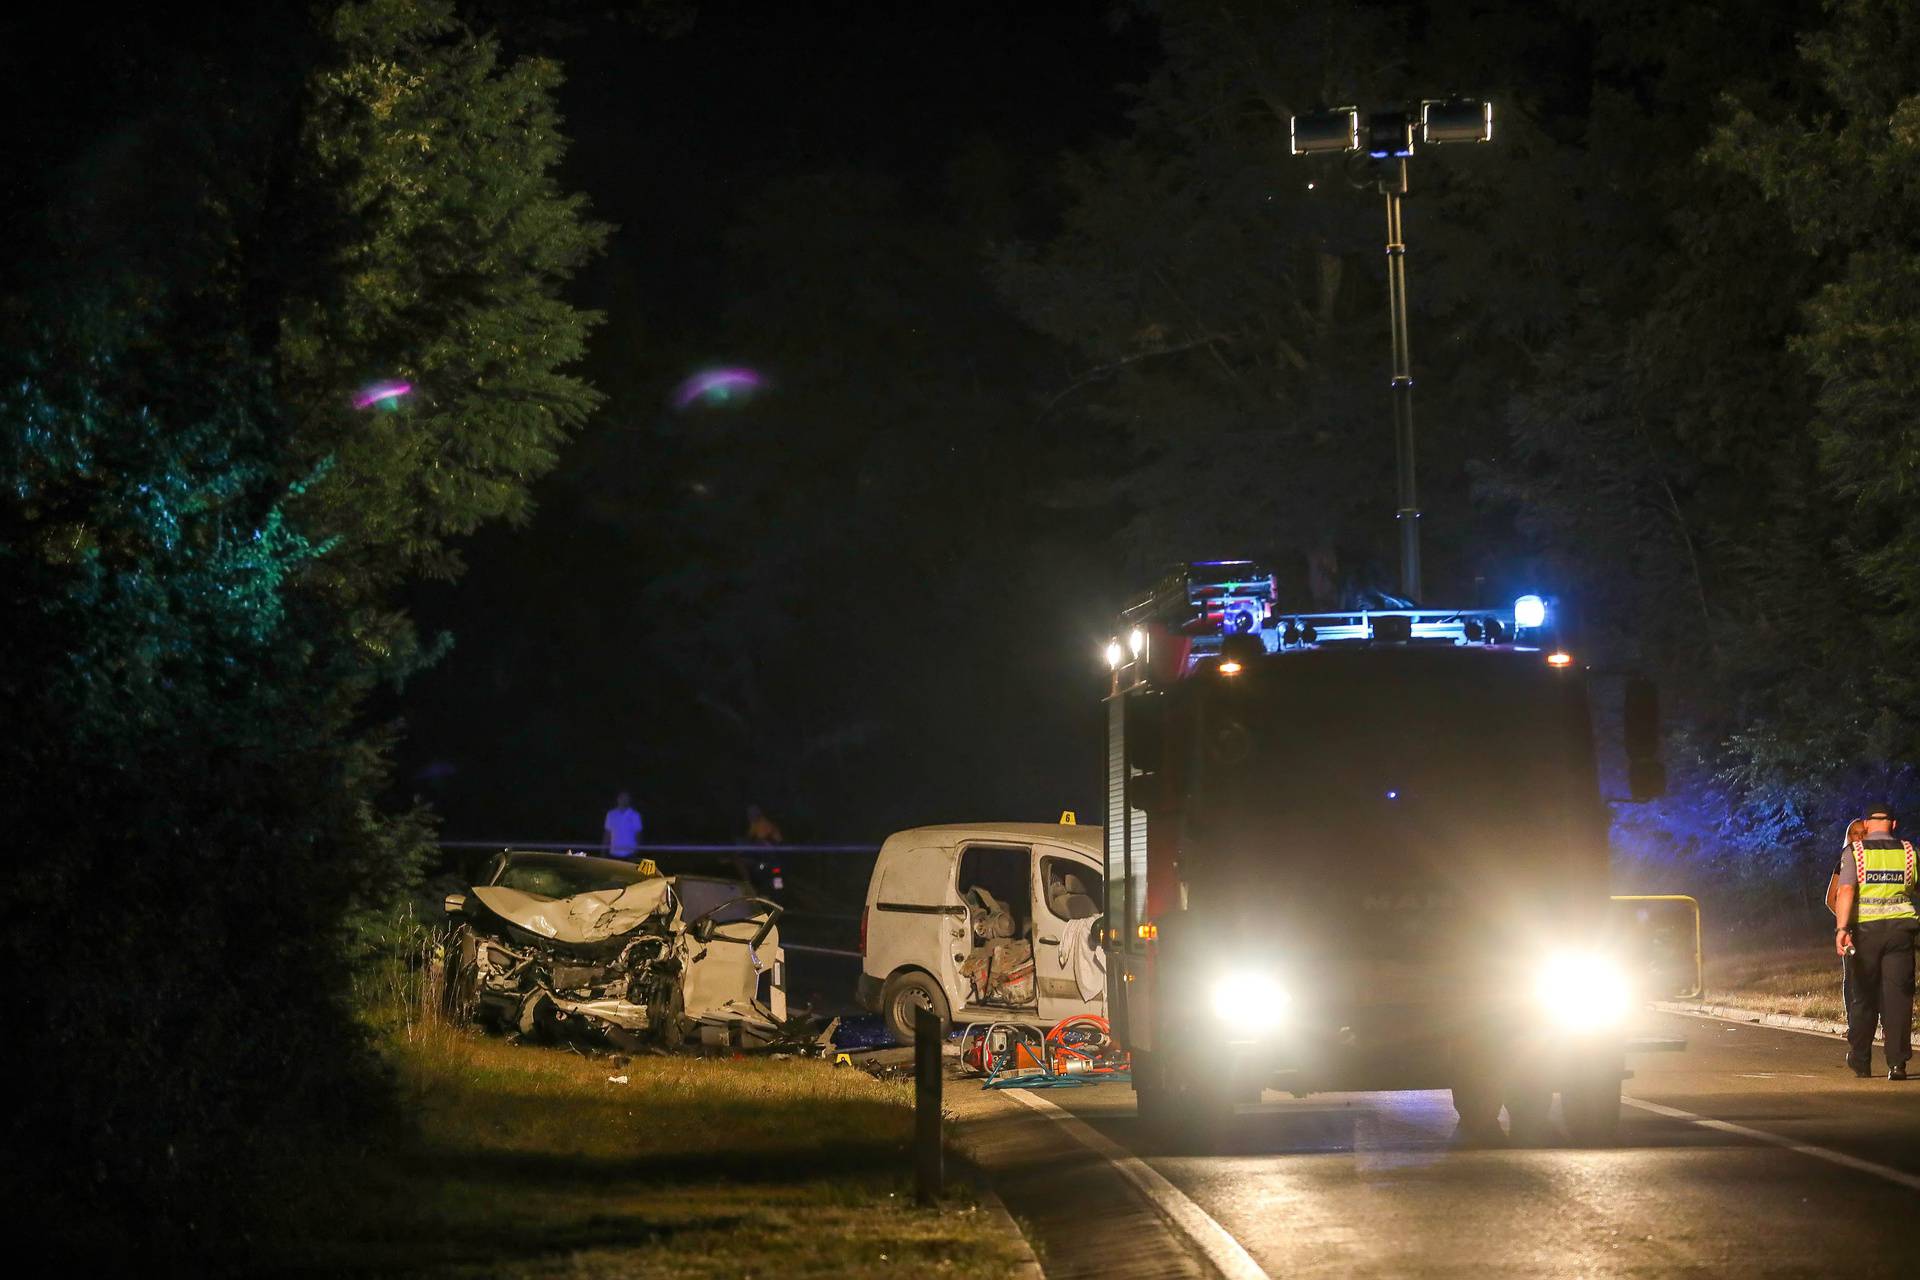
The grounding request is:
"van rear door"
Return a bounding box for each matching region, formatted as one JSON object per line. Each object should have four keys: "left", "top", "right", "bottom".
{"left": 871, "top": 839, "right": 966, "bottom": 997}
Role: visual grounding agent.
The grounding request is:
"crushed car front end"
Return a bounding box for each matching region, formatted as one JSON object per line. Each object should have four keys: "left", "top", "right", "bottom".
{"left": 442, "top": 851, "right": 790, "bottom": 1052}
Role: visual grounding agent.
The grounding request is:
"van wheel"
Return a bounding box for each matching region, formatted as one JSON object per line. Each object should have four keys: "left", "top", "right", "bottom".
{"left": 881, "top": 971, "right": 950, "bottom": 1045}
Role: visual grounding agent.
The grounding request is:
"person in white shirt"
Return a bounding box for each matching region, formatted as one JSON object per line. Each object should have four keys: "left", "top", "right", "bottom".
{"left": 603, "top": 790, "right": 643, "bottom": 860}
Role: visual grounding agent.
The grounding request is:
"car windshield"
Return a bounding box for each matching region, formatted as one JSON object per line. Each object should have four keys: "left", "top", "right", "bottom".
{"left": 673, "top": 875, "right": 761, "bottom": 924}
{"left": 1180, "top": 648, "right": 1606, "bottom": 903}
{"left": 493, "top": 853, "right": 653, "bottom": 899}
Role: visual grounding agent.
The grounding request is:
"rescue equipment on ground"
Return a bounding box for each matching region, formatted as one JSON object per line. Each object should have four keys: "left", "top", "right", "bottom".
{"left": 960, "top": 1014, "right": 1131, "bottom": 1089}
{"left": 960, "top": 1021, "right": 1045, "bottom": 1075}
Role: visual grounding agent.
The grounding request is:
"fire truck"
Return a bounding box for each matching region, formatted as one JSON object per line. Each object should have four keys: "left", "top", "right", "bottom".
{"left": 1101, "top": 561, "right": 1677, "bottom": 1146}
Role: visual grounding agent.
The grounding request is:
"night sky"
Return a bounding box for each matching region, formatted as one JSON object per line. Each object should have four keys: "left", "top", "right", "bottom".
{"left": 398, "top": 3, "right": 1160, "bottom": 843}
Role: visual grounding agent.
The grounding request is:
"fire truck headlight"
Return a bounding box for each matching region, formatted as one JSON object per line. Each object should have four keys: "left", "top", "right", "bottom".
{"left": 1514, "top": 594, "right": 1548, "bottom": 629}
{"left": 1210, "top": 971, "right": 1292, "bottom": 1030}
{"left": 1536, "top": 951, "right": 1631, "bottom": 1029}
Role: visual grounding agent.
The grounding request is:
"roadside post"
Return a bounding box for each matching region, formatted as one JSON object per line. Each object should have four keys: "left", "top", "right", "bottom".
{"left": 914, "top": 1003, "right": 943, "bottom": 1204}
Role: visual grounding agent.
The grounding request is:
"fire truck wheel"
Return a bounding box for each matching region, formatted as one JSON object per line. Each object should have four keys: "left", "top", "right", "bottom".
{"left": 881, "top": 970, "right": 950, "bottom": 1045}
{"left": 1562, "top": 1076, "right": 1622, "bottom": 1146}
{"left": 1134, "top": 1051, "right": 1238, "bottom": 1151}
{"left": 1450, "top": 1070, "right": 1502, "bottom": 1140}
{"left": 1503, "top": 1077, "right": 1554, "bottom": 1145}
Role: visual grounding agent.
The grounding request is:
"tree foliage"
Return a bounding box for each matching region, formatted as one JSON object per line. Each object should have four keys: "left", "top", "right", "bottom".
{"left": 289, "top": 0, "right": 606, "bottom": 591}
{"left": 1679, "top": 0, "right": 1920, "bottom": 872}
{"left": 0, "top": 0, "right": 602, "bottom": 1255}
{"left": 996, "top": 3, "right": 1594, "bottom": 600}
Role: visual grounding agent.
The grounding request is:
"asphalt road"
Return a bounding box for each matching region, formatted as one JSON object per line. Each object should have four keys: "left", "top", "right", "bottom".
{"left": 956, "top": 1010, "right": 1920, "bottom": 1278}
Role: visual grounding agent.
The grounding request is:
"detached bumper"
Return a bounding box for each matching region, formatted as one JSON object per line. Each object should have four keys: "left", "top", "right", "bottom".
{"left": 855, "top": 972, "right": 884, "bottom": 1012}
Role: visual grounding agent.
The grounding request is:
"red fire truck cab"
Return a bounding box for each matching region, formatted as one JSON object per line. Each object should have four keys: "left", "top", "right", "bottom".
{"left": 1101, "top": 562, "right": 1670, "bottom": 1146}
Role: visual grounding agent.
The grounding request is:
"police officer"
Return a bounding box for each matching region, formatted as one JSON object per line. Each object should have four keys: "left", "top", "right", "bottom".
{"left": 1833, "top": 806, "right": 1919, "bottom": 1080}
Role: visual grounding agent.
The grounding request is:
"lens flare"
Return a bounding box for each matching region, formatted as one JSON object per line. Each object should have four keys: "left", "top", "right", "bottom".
{"left": 672, "top": 367, "right": 765, "bottom": 410}
{"left": 1535, "top": 951, "right": 1631, "bottom": 1029}
{"left": 1209, "top": 970, "right": 1291, "bottom": 1030}
{"left": 352, "top": 380, "right": 413, "bottom": 411}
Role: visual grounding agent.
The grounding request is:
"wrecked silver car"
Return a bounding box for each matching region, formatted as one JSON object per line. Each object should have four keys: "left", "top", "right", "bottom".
{"left": 441, "top": 851, "right": 788, "bottom": 1051}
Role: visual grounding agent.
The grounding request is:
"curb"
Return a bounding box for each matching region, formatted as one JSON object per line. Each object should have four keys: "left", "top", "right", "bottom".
{"left": 946, "top": 1148, "right": 1045, "bottom": 1279}
{"left": 973, "top": 1177, "right": 1046, "bottom": 1280}
{"left": 1655, "top": 999, "right": 1866, "bottom": 1042}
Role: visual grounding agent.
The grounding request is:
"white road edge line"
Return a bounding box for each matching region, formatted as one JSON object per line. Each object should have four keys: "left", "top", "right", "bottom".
{"left": 1001, "top": 1089, "right": 1270, "bottom": 1280}
{"left": 1624, "top": 1097, "right": 1920, "bottom": 1193}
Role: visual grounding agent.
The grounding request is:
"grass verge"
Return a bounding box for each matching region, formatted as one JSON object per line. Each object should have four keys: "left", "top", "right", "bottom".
{"left": 253, "top": 945, "right": 1026, "bottom": 1277}
{"left": 1700, "top": 940, "right": 1845, "bottom": 1025}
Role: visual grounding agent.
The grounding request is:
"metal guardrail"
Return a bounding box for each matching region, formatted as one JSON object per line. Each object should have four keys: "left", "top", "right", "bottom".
{"left": 436, "top": 841, "right": 882, "bottom": 854}
{"left": 1611, "top": 893, "right": 1703, "bottom": 1000}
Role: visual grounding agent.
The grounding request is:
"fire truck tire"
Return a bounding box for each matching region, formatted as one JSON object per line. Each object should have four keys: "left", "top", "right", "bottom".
{"left": 1450, "top": 1071, "right": 1503, "bottom": 1139}
{"left": 881, "top": 970, "right": 950, "bottom": 1045}
{"left": 1134, "top": 1051, "right": 1238, "bottom": 1151}
{"left": 1503, "top": 1077, "right": 1554, "bottom": 1145}
{"left": 1562, "top": 1076, "right": 1622, "bottom": 1146}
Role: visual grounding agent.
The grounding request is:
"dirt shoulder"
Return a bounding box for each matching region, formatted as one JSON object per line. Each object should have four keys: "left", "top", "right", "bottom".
{"left": 255, "top": 1023, "right": 1030, "bottom": 1278}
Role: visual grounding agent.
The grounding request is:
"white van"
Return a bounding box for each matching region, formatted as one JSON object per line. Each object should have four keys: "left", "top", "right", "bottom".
{"left": 856, "top": 822, "right": 1107, "bottom": 1043}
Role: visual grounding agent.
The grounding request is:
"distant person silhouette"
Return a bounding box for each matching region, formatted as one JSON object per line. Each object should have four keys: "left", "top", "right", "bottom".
{"left": 744, "top": 803, "right": 784, "bottom": 845}
{"left": 603, "top": 790, "right": 643, "bottom": 860}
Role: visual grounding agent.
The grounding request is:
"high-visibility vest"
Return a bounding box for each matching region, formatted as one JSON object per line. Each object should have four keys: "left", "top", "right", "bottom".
{"left": 1850, "top": 840, "right": 1919, "bottom": 923}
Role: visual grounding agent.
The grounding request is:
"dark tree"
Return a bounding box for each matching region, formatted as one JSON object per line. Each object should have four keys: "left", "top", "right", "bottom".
{"left": 0, "top": 0, "right": 603, "bottom": 1256}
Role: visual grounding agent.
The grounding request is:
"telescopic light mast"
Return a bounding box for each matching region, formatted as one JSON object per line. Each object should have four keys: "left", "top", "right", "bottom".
{"left": 1289, "top": 99, "right": 1494, "bottom": 604}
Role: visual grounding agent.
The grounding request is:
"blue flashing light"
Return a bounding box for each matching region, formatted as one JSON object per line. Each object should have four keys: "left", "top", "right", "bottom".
{"left": 1386, "top": 789, "right": 1400, "bottom": 801}
{"left": 1514, "top": 594, "right": 1547, "bottom": 629}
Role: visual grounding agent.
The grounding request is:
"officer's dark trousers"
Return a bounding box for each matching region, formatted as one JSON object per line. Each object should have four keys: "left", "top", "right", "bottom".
{"left": 1845, "top": 922, "right": 1917, "bottom": 1067}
